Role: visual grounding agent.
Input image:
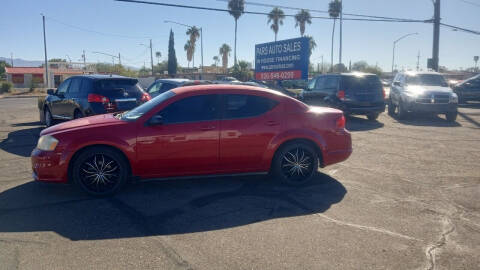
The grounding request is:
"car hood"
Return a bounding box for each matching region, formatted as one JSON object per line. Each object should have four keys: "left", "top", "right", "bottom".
{"left": 406, "top": 85, "right": 453, "bottom": 94}
{"left": 41, "top": 114, "right": 123, "bottom": 136}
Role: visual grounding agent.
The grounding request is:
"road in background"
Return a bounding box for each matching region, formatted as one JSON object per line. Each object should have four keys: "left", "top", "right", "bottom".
{"left": 0, "top": 97, "right": 479, "bottom": 269}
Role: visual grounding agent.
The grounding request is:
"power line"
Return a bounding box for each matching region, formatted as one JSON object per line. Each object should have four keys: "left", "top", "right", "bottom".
{"left": 114, "top": 0, "right": 427, "bottom": 22}
{"left": 441, "top": 22, "right": 480, "bottom": 35}
{"left": 459, "top": 0, "right": 480, "bottom": 8}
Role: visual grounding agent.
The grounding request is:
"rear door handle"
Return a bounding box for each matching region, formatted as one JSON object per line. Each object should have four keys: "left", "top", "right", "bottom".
{"left": 265, "top": 121, "right": 279, "bottom": 126}
{"left": 200, "top": 126, "right": 216, "bottom": 131}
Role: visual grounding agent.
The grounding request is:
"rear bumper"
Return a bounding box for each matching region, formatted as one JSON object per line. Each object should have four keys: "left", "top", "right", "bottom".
{"left": 31, "top": 148, "right": 70, "bottom": 183}
{"left": 322, "top": 129, "right": 352, "bottom": 167}
{"left": 343, "top": 104, "right": 386, "bottom": 115}
{"left": 405, "top": 102, "right": 457, "bottom": 113}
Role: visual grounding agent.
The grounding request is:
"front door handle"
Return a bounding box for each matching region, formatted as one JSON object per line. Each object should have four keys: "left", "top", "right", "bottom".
{"left": 200, "top": 126, "right": 216, "bottom": 131}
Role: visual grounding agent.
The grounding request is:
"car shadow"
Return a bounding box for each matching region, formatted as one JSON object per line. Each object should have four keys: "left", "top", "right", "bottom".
{"left": 0, "top": 174, "right": 346, "bottom": 240}
{"left": 0, "top": 127, "right": 42, "bottom": 157}
{"left": 393, "top": 113, "right": 462, "bottom": 127}
{"left": 458, "top": 101, "right": 480, "bottom": 109}
{"left": 10, "top": 121, "right": 42, "bottom": 127}
{"left": 346, "top": 115, "right": 384, "bottom": 132}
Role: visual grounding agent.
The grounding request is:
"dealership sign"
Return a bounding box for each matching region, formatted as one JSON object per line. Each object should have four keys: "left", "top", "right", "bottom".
{"left": 255, "top": 37, "right": 309, "bottom": 81}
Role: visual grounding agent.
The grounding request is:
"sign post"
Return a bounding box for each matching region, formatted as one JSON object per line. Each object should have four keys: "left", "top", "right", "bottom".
{"left": 255, "top": 37, "right": 309, "bottom": 81}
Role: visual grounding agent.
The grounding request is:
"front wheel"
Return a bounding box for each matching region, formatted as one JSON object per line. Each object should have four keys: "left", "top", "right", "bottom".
{"left": 387, "top": 98, "right": 396, "bottom": 116}
{"left": 367, "top": 113, "right": 379, "bottom": 121}
{"left": 72, "top": 147, "right": 129, "bottom": 196}
{"left": 397, "top": 101, "right": 408, "bottom": 120}
{"left": 446, "top": 111, "right": 457, "bottom": 122}
{"left": 44, "top": 107, "right": 54, "bottom": 127}
{"left": 271, "top": 142, "right": 319, "bottom": 186}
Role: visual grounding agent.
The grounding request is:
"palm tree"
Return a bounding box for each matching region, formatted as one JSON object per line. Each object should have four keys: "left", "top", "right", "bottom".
{"left": 294, "top": 9, "right": 312, "bottom": 37}
{"left": 155, "top": 51, "right": 161, "bottom": 65}
{"left": 219, "top": 44, "right": 232, "bottom": 71}
{"left": 228, "top": 0, "right": 245, "bottom": 66}
{"left": 268, "top": 7, "right": 285, "bottom": 42}
{"left": 329, "top": 0, "right": 341, "bottom": 72}
{"left": 186, "top": 26, "right": 200, "bottom": 67}
{"left": 213, "top": 55, "right": 220, "bottom": 72}
{"left": 305, "top": 35, "right": 317, "bottom": 58}
{"left": 184, "top": 40, "right": 193, "bottom": 68}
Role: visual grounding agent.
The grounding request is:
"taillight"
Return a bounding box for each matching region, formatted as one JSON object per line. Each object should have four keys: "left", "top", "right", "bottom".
{"left": 337, "top": 90, "right": 346, "bottom": 101}
{"left": 141, "top": 92, "right": 151, "bottom": 102}
{"left": 336, "top": 115, "right": 346, "bottom": 129}
{"left": 88, "top": 94, "right": 109, "bottom": 103}
{"left": 382, "top": 88, "right": 386, "bottom": 99}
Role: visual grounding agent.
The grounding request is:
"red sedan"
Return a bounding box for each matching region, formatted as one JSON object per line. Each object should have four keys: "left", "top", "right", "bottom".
{"left": 31, "top": 85, "right": 352, "bottom": 196}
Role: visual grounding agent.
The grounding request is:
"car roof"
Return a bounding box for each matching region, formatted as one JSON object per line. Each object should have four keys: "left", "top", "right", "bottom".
{"left": 399, "top": 71, "right": 443, "bottom": 76}
{"left": 68, "top": 74, "right": 135, "bottom": 80}
{"left": 317, "top": 72, "right": 377, "bottom": 77}
{"left": 156, "top": 78, "right": 191, "bottom": 84}
{"left": 171, "top": 84, "right": 287, "bottom": 97}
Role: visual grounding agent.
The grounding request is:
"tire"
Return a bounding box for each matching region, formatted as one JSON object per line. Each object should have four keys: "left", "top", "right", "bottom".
{"left": 271, "top": 142, "right": 319, "bottom": 186}
{"left": 72, "top": 147, "right": 129, "bottom": 196}
{"left": 446, "top": 111, "right": 457, "bottom": 122}
{"left": 44, "top": 107, "right": 54, "bottom": 127}
{"left": 397, "top": 101, "right": 408, "bottom": 120}
{"left": 74, "top": 110, "right": 84, "bottom": 119}
{"left": 387, "top": 98, "right": 396, "bottom": 116}
{"left": 367, "top": 113, "right": 379, "bottom": 121}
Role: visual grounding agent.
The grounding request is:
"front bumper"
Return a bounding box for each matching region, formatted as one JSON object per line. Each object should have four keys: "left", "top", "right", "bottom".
{"left": 405, "top": 102, "right": 457, "bottom": 113}
{"left": 31, "top": 148, "right": 71, "bottom": 183}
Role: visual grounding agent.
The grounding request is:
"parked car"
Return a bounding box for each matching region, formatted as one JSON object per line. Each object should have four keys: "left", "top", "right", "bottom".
{"left": 452, "top": 74, "right": 480, "bottom": 103}
{"left": 388, "top": 71, "right": 458, "bottom": 121}
{"left": 299, "top": 73, "right": 386, "bottom": 121}
{"left": 145, "top": 79, "right": 212, "bottom": 98}
{"left": 31, "top": 84, "right": 352, "bottom": 196}
{"left": 39, "top": 75, "right": 151, "bottom": 127}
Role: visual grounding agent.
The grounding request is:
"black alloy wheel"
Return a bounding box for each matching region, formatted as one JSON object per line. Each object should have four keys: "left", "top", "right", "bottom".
{"left": 272, "top": 142, "right": 318, "bottom": 185}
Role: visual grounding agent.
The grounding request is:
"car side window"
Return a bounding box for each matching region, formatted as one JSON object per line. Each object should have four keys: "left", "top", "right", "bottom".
{"left": 68, "top": 78, "right": 82, "bottom": 94}
{"left": 160, "top": 83, "right": 176, "bottom": 92}
{"left": 314, "top": 77, "right": 325, "bottom": 91}
{"left": 222, "top": 94, "right": 278, "bottom": 119}
{"left": 147, "top": 82, "right": 162, "bottom": 95}
{"left": 80, "top": 78, "right": 93, "bottom": 95}
{"left": 159, "top": 95, "right": 218, "bottom": 124}
{"left": 56, "top": 79, "right": 71, "bottom": 95}
{"left": 324, "top": 76, "right": 339, "bottom": 93}
{"left": 307, "top": 78, "right": 316, "bottom": 90}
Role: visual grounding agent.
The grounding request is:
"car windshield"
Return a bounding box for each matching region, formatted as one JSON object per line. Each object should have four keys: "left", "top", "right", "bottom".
{"left": 95, "top": 79, "right": 144, "bottom": 94}
{"left": 406, "top": 74, "right": 448, "bottom": 86}
{"left": 341, "top": 75, "right": 382, "bottom": 90}
{"left": 120, "top": 90, "right": 176, "bottom": 121}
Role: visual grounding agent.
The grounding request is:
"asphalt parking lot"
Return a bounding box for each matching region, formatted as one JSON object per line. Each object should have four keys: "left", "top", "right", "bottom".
{"left": 0, "top": 97, "right": 479, "bottom": 269}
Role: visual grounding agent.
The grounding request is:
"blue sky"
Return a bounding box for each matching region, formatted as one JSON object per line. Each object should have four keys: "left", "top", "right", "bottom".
{"left": 0, "top": 0, "right": 479, "bottom": 71}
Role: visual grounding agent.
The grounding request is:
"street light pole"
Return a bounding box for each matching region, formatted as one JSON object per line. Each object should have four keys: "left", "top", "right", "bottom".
{"left": 339, "top": 0, "right": 343, "bottom": 65}
{"left": 150, "top": 39, "right": 154, "bottom": 76}
{"left": 391, "top": 32, "right": 418, "bottom": 73}
{"left": 42, "top": 14, "right": 49, "bottom": 88}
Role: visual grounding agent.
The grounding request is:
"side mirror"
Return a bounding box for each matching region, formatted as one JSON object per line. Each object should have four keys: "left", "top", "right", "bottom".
{"left": 47, "top": 89, "right": 55, "bottom": 95}
{"left": 393, "top": 81, "right": 401, "bottom": 87}
{"left": 148, "top": 115, "right": 163, "bottom": 126}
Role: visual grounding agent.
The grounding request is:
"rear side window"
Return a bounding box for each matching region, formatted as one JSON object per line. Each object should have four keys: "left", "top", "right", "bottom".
{"left": 223, "top": 94, "right": 278, "bottom": 119}
{"left": 159, "top": 95, "right": 219, "bottom": 124}
{"left": 68, "top": 78, "right": 82, "bottom": 94}
{"left": 95, "top": 79, "right": 143, "bottom": 94}
{"left": 80, "top": 78, "right": 93, "bottom": 94}
{"left": 160, "top": 83, "right": 177, "bottom": 92}
{"left": 341, "top": 75, "right": 382, "bottom": 91}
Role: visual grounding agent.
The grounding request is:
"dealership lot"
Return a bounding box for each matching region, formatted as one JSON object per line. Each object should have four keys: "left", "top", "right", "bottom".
{"left": 0, "top": 97, "right": 479, "bottom": 269}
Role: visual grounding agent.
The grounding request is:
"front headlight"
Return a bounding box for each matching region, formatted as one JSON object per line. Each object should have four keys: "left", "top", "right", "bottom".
{"left": 449, "top": 93, "right": 458, "bottom": 103}
{"left": 37, "top": 135, "right": 59, "bottom": 151}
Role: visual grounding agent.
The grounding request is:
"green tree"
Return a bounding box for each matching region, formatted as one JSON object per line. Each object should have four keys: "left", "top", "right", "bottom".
{"left": 168, "top": 29, "right": 178, "bottom": 76}
{"left": 155, "top": 51, "right": 161, "bottom": 65}
{"left": 305, "top": 35, "right": 317, "bottom": 58}
{"left": 0, "top": 60, "right": 11, "bottom": 79}
{"left": 219, "top": 44, "right": 232, "bottom": 70}
{"left": 294, "top": 9, "right": 312, "bottom": 37}
{"left": 184, "top": 40, "right": 194, "bottom": 68}
{"left": 328, "top": 0, "right": 341, "bottom": 71}
{"left": 213, "top": 56, "right": 219, "bottom": 66}
{"left": 268, "top": 7, "right": 285, "bottom": 42}
{"left": 228, "top": 0, "right": 245, "bottom": 66}
{"left": 230, "top": 60, "right": 252, "bottom": 81}
{"left": 48, "top": 58, "right": 67, "bottom": 62}
{"left": 186, "top": 26, "right": 200, "bottom": 67}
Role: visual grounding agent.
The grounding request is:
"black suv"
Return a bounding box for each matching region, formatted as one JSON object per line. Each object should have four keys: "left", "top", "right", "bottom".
{"left": 388, "top": 72, "right": 458, "bottom": 122}
{"left": 39, "top": 75, "right": 151, "bottom": 126}
{"left": 452, "top": 74, "right": 480, "bottom": 104}
{"left": 299, "top": 73, "right": 386, "bottom": 120}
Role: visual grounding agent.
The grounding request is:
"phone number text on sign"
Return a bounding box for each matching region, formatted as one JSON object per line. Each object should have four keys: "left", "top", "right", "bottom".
{"left": 255, "top": 70, "right": 301, "bottom": 80}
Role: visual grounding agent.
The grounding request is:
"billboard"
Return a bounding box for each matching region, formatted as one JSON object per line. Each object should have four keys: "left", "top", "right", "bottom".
{"left": 255, "top": 37, "right": 309, "bottom": 81}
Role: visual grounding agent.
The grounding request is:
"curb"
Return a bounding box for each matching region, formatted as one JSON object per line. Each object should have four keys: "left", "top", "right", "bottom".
{"left": 1, "top": 95, "right": 45, "bottom": 99}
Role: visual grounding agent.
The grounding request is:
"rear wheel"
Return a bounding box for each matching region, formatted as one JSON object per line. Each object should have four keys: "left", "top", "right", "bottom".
{"left": 271, "top": 142, "right": 318, "bottom": 186}
{"left": 72, "top": 147, "right": 128, "bottom": 196}
{"left": 367, "top": 113, "right": 379, "bottom": 121}
{"left": 446, "top": 111, "right": 457, "bottom": 122}
{"left": 74, "top": 110, "right": 84, "bottom": 119}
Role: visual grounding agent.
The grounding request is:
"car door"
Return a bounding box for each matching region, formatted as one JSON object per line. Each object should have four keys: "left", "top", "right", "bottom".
{"left": 218, "top": 94, "right": 281, "bottom": 173}
{"left": 63, "top": 77, "right": 82, "bottom": 119}
{"left": 136, "top": 94, "right": 220, "bottom": 178}
{"left": 304, "top": 76, "right": 325, "bottom": 105}
{"left": 50, "top": 78, "right": 71, "bottom": 118}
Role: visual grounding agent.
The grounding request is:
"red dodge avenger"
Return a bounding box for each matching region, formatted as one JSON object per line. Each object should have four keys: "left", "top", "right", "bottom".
{"left": 31, "top": 85, "right": 352, "bottom": 196}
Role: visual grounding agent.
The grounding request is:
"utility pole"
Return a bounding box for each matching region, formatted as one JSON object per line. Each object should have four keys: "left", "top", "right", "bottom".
{"left": 42, "top": 14, "right": 49, "bottom": 88}
{"left": 82, "top": 50, "right": 86, "bottom": 72}
{"left": 150, "top": 39, "right": 154, "bottom": 76}
{"left": 118, "top": 53, "right": 121, "bottom": 65}
{"left": 432, "top": 0, "right": 440, "bottom": 72}
{"left": 10, "top": 53, "right": 13, "bottom": 67}
{"left": 416, "top": 51, "right": 421, "bottom": 71}
{"left": 339, "top": 0, "right": 343, "bottom": 65}
{"left": 321, "top": 55, "right": 324, "bottom": 73}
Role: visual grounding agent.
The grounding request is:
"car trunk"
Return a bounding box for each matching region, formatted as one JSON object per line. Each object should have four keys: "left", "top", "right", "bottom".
{"left": 341, "top": 75, "right": 384, "bottom": 106}
{"left": 95, "top": 79, "right": 143, "bottom": 111}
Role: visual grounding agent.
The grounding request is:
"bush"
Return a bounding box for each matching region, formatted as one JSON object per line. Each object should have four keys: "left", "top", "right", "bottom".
{"left": 0, "top": 82, "right": 13, "bottom": 94}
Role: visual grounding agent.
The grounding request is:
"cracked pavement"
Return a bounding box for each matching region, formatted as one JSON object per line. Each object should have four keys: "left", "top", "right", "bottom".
{"left": 0, "top": 97, "right": 479, "bottom": 269}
